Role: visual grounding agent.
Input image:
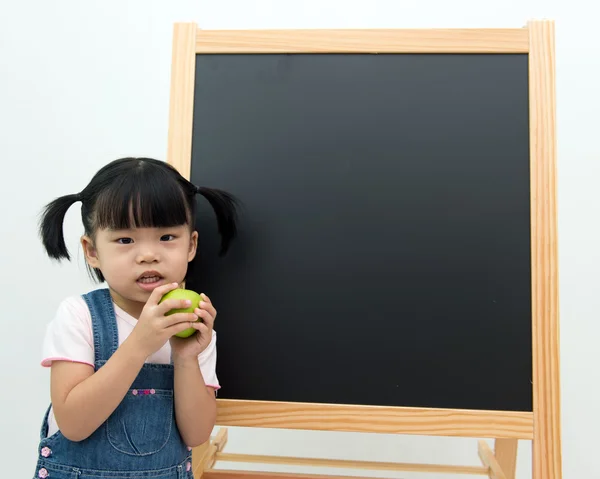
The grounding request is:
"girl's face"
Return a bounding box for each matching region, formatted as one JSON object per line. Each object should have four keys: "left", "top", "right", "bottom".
{"left": 81, "top": 225, "right": 198, "bottom": 318}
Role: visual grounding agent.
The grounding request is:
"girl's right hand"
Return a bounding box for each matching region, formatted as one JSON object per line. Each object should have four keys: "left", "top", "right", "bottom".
{"left": 129, "top": 283, "right": 199, "bottom": 358}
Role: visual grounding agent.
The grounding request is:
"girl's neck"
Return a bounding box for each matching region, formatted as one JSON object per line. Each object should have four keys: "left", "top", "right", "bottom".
{"left": 108, "top": 288, "right": 144, "bottom": 319}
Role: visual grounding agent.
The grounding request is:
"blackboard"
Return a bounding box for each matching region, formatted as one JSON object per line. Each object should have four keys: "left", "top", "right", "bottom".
{"left": 186, "top": 52, "right": 532, "bottom": 412}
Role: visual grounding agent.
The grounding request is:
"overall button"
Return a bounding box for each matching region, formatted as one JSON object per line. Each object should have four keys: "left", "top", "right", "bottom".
{"left": 38, "top": 468, "right": 49, "bottom": 478}
{"left": 41, "top": 446, "right": 52, "bottom": 457}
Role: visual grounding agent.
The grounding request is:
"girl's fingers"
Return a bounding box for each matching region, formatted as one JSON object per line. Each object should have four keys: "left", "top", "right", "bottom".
{"left": 157, "top": 298, "right": 192, "bottom": 315}
{"left": 194, "top": 308, "right": 214, "bottom": 328}
{"left": 192, "top": 321, "right": 210, "bottom": 336}
{"left": 198, "top": 300, "right": 217, "bottom": 319}
{"left": 149, "top": 283, "right": 179, "bottom": 305}
{"left": 167, "top": 321, "right": 198, "bottom": 337}
{"left": 163, "top": 312, "right": 198, "bottom": 328}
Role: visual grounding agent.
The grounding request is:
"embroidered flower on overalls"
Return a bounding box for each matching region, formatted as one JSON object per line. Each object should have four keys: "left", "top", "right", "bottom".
{"left": 38, "top": 467, "right": 49, "bottom": 478}
{"left": 41, "top": 446, "right": 51, "bottom": 457}
{"left": 132, "top": 388, "right": 157, "bottom": 395}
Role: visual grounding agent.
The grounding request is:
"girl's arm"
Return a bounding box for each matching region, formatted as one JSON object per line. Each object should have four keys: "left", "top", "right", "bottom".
{"left": 173, "top": 357, "right": 217, "bottom": 447}
{"left": 50, "top": 283, "right": 199, "bottom": 442}
{"left": 170, "top": 295, "right": 220, "bottom": 447}
{"left": 50, "top": 338, "right": 148, "bottom": 441}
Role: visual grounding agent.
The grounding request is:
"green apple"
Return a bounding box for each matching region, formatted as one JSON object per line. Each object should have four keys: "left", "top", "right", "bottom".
{"left": 159, "top": 288, "right": 203, "bottom": 338}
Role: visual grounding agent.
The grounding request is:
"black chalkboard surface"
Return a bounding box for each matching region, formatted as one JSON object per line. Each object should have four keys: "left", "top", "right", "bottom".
{"left": 187, "top": 53, "right": 532, "bottom": 413}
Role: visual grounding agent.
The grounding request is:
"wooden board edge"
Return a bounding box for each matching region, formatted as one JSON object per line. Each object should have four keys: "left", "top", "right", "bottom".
{"left": 528, "top": 19, "right": 562, "bottom": 479}
{"left": 167, "top": 22, "right": 197, "bottom": 179}
{"left": 215, "top": 399, "right": 533, "bottom": 439}
{"left": 214, "top": 452, "right": 488, "bottom": 476}
{"left": 195, "top": 28, "right": 529, "bottom": 53}
{"left": 204, "top": 471, "right": 398, "bottom": 479}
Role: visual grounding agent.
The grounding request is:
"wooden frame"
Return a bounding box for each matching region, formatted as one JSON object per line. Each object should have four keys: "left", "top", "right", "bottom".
{"left": 166, "top": 20, "right": 560, "bottom": 479}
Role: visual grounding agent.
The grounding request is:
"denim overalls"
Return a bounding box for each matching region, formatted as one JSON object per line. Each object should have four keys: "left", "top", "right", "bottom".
{"left": 33, "top": 288, "right": 193, "bottom": 479}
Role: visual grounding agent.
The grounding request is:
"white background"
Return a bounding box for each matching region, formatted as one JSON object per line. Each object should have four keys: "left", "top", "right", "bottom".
{"left": 1, "top": 1, "right": 597, "bottom": 478}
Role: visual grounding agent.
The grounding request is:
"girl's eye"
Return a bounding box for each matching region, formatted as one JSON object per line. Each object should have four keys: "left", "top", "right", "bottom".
{"left": 116, "top": 238, "right": 133, "bottom": 244}
{"left": 161, "top": 234, "right": 175, "bottom": 241}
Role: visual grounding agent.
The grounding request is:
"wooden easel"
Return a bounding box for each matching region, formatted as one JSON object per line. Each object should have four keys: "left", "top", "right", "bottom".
{"left": 166, "top": 20, "right": 560, "bottom": 479}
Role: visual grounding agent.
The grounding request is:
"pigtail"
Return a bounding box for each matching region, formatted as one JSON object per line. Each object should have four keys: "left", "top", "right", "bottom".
{"left": 38, "top": 193, "right": 81, "bottom": 261}
{"left": 195, "top": 186, "right": 239, "bottom": 255}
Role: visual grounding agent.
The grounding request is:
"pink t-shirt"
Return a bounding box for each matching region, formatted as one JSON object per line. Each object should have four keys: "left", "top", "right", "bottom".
{"left": 41, "top": 294, "right": 220, "bottom": 437}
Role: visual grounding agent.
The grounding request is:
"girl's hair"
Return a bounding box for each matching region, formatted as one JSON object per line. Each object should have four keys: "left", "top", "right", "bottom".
{"left": 39, "top": 157, "right": 239, "bottom": 282}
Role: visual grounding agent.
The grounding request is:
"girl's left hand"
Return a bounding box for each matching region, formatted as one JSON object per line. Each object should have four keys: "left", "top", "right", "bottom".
{"left": 170, "top": 293, "right": 216, "bottom": 361}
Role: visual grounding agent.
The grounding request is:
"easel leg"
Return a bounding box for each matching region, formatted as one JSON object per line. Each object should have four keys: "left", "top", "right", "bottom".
{"left": 193, "top": 429, "right": 229, "bottom": 478}
{"left": 494, "top": 439, "right": 518, "bottom": 479}
{"left": 192, "top": 441, "right": 211, "bottom": 478}
{"left": 478, "top": 438, "right": 517, "bottom": 479}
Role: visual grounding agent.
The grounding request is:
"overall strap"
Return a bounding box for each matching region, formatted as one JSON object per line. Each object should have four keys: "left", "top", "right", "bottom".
{"left": 82, "top": 288, "right": 119, "bottom": 367}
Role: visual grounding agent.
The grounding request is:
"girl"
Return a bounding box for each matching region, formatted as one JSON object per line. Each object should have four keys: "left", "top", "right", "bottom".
{"left": 33, "top": 157, "right": 239, "bottom": 479}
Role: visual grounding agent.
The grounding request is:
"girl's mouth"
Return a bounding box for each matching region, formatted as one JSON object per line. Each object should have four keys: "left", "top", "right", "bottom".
{"left": 138, "top": 276, "right": 162, "bottom": 284}
{"left": 136, "top": 271, "right": 165, "bottom": 290}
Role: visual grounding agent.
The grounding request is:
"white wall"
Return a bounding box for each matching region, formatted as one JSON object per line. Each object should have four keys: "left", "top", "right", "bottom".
{"left": 0, "top": 1, "right": 596, "bottom": 478}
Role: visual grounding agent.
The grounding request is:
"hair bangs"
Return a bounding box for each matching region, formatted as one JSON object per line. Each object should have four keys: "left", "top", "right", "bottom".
{"left": 93, "top": 169, "right": 191, "bottom": 231}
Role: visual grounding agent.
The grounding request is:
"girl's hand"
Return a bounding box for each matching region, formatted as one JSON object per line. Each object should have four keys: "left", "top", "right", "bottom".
{"left": 170, "top": 293, "right": 216, "bottom": 362}
{"left": 129, "top": 283, "right": 200, "bottom": 358}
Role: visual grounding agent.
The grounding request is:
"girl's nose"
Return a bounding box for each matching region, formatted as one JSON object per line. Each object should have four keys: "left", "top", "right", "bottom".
{"left": 136, "top": 250, "right": 159, "bottom": 263}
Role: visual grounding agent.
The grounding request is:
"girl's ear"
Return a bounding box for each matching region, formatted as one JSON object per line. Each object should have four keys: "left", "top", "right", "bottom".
{"left": 81, "top": 235, "right": 100, "bottom": 268}
{"left": 188, "top": 230, "right": 198, "bottom": 262}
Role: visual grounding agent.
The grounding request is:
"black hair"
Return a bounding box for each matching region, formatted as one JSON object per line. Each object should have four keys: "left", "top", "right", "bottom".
{"left": 38, "top": 157, "right": 239, "bottom": 282}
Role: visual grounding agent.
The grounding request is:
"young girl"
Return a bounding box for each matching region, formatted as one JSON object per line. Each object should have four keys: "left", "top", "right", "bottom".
{"left": 33, "top": 157, "right": 239, "bottom": 479}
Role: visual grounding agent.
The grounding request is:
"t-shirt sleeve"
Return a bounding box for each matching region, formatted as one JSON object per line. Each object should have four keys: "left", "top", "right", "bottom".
{"left": 198, "top": 330, "right": 220, "bottom": 391}
{"left": 41, "top": 296, "right": 95, "bottom": 368}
